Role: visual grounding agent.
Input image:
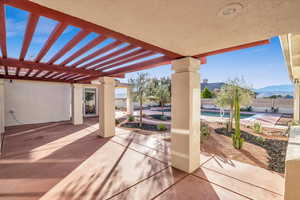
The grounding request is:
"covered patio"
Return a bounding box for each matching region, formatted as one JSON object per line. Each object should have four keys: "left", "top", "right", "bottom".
{"left": 0, "top": 0, "right": 299, "bottom": 199}
{"left": 0, "top": 118, "right": 284, "bottom": 200}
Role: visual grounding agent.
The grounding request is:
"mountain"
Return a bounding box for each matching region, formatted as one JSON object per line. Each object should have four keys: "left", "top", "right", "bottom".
{"left": 255, "top": 84, "right": 293, "bottom": 98}
{"left": 255, "top": 84, "right": 293, "bottom": 93}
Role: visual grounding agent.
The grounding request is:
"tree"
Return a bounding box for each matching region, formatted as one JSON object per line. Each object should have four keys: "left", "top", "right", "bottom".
{"left": 201, "top": 87, "right": 213, "bottom": 98}
{"left": 152, "top": 77, "right": 171, "bottom": 116}
{"left": 129, "top": 73, "right": 150, "bottom": 127}
{"left": 215, "top": 78, "right": 253, "bottom": 132}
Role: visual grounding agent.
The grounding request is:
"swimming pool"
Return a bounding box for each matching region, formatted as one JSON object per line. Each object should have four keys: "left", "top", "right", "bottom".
{"left": 201, "top": 111, "right": 254, "bottom": 119}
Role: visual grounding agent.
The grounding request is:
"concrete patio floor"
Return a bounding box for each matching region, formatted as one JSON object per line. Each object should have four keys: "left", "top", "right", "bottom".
{"left": 0, "top": 118, "right": 284, "bottom": 200}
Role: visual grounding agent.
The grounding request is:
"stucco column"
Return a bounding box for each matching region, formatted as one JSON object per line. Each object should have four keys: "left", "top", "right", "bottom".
{"left": 0, "top": 79, "right": 4, "bottom": 155}
{"left": 171, "top": 57, "right": 201, "bottom": 173}
{"left": 98, "top": 77, "right": 115, "bottom": 137}
{"left": 294, "top": 80, "right": 300, "bottom": 122}
{"left": 72, "top": 84, "right": 83, "bottom": 125}
{"left": 126, "top": 86, "right": 134, "bottom": 115}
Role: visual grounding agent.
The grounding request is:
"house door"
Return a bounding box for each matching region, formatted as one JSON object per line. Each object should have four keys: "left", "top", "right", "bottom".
{"left": 84, "top": 88, "right": 97, "bottom": 116}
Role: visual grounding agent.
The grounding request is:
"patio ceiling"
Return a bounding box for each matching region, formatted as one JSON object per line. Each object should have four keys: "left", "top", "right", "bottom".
{"left": 0, "top": 0, "right": 272, "bottom": 84}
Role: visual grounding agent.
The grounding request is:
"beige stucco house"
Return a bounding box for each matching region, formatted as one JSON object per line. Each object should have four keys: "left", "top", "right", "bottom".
{"left": 1, "top": 0, "right": 300, "bottom": 199}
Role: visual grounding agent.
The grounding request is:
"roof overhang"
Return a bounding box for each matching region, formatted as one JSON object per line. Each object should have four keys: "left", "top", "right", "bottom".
{"left": 280, "top": 34, "right": 300, "bottom": 82}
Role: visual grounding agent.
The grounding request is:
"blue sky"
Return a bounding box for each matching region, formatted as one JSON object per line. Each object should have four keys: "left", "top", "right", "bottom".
{"left": 5, "top": 5, "right": 290, "bottom": 90}
{"left": 123, "top": 37, "right": 290, "bottom": 89}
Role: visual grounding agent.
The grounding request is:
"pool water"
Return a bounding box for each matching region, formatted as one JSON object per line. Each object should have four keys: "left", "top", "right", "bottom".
{"left": 201, "top": 111, "right": 254, "bottom": 119}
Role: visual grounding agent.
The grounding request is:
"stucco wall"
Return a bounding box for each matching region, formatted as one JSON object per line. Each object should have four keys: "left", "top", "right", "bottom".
{"left": 4, "top": 80, "right": 72, "bottom": 126}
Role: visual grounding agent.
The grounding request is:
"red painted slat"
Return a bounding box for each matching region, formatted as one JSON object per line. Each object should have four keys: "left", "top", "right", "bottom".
{"left": 1, "top": 58, "right": 102, "bottom": 75}
{"left": 60, "top": 35, "right": 106, "bottom": 66}
{"left": 25, "top": 69, "right": 33, "bottom": 77}
{"left": 78, "top": 56, "right": 171, "bottom": 82}
{"left": 80, "top": 44, "right": 136, "bottom": 69}
{"left": 0, "top": 74, "right": 73, "bottom": 83}
{"left": 40, "top": 71, "right": 52, "bottom": 78}
{"left": 35, "top": 22, "right": 67, "bottom": 62}
{"left": 20, "top": 13, "right": 39, "bottom": 60}
{"left": 4, "top": 0, "right": 181, "bottom": 59}
{"left": 97, "top": 51, "right": 155, "bottom": 71}
{"left": 89, "top": 48, "right": 147, "bottom": 70}
{"left": 194, "top": 40, "right": 270, "bottom": 58}
{"left": 47, "top": 29, "right": 90, "bottom": 64}
{"left": 102, "top": 56, "right": 170, "bottom": 76}
{"left": 70, "top": 40, "right": 122, "bottom": 68}
{"left": 0, "top": 3, "right": 7, "bottom": 58}
{"left": 4, "top": 66, "right": 8, "bottom": 75}
{"left": 15, "top": 67, "right": 20, "bottom": 76}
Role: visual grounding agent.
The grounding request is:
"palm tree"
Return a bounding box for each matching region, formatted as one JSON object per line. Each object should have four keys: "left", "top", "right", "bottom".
{"left": 129, "top": 73, "right": 150, "bottom": 127}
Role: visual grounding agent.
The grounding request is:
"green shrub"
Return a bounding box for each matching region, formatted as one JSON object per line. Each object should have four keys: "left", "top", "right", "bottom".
{"left": 291, "top": 120, "right": 299, "bottom": 126}
{"left": 253, "top": 122, "right": 263, "bottom": 134}
{"left": 156, "top": 123, "right": 167, "bottom": 131}
{"left": 128, "top": 115, "right": 135, "bottom": 122}
{"left": 255, "top": 136, "right": 265, "bottom": 144}
{"left": 200, "top": 122, "right": 210, "bottom": 143}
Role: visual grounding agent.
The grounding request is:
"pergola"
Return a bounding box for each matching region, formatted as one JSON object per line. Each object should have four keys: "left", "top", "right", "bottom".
{"left": 0, "top": 0, "right": 269, "bottom": 84}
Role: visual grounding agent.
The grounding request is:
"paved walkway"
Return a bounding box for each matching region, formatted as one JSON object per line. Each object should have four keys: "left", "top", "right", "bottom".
{"left": 0, "top": 118, "right": 284, "bottom": 200}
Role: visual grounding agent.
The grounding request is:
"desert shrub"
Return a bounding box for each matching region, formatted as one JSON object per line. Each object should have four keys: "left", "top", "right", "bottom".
{"left": 128, "top": 115, "right": 135, "bottom": 122}
{"left": 253, "top": 122, "right": 263, "bottom": 134}
{"left": 200, "top": 122, "right": 210, "bottom": 143}
{"left": 156, "top": 123, "right": 167, "bottom": 131}
{"left": 255, "top": 136, "right": 265, "bottom": 144}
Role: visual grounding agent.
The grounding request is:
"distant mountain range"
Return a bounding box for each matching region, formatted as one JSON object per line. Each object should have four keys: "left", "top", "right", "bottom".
{"left": 254, "top": 84, "right": 293, "bottom": 98}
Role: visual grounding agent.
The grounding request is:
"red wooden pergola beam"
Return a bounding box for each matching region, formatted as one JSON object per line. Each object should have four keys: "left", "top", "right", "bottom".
{"left": 66, "top": 74, "right": 82, "bottom": 80}
{"left": 0, "top": 58, "right": 102, "bottom": 76}
{"left": 80, "top": 44, "right": 136, "bottom": 69}
{"left": 78, "top": 56, "right": 171, "bottom": 83}
{"left": 19, "top": 13, "right": 39, "bottom": 60}
{"left": 98, "top": 51, "right": 156, "bottom": 71}
{"left": 40, "top": 71, "right": 52, "bottom": 78}
{"left": 0, "top": 74, "right": 73, "bottom": 83}
{"left": 193, "top": 39, "right": 270, "bottom": 58}
{"left": 15, "top": 67, "right": 20, "bottom": 76}
{"left": 35, "top": 22, "right": 67, "bottom": 62}
{"left": 70, "top": 40, "right": 122, "bottom": 68}
{"left": 60, "top": 35, "right": 106, "bottom": 66}
{"left": 4, "top": 0, "right": 181, "bottom": 59}
{"left": 90, "top": 48, "right": 148, "bottom": 70}
{"left": 0, "top": 2, "right": 7, "bottom": 58}
{"left": 47, "top": 29, "right": 90, "bottom": 64}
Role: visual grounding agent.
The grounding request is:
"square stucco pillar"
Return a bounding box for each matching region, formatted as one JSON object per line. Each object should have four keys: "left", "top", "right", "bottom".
{"left": 72, "top": 84, "right": 83, "bottom": 125}
{"left": 0, "top": 79, "right": 4, "bottom": 155}
{"left": 127, "top": 86, "right": 134, "bottom": 115}
{"left": 293, "top": 80, "right": 300, "bottom": 122}
{"left": 171, "top": 57, "right": 201, "bottom": 173}
{"left": 98, "top": 77, "right": 115, "bottom": 137}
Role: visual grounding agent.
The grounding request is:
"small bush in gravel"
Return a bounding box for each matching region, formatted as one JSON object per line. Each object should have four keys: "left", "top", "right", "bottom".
{"left": 128, "top": 115, "right": 135, "bottom": 122}
{"left": 157, "top": 123, "right": 167, "bottom": 131}
{"left": 200, "top": 122, "right": 210, "bottom": 143}
{"left": 253, "top": 122, "right": 263, "bottom": 134}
